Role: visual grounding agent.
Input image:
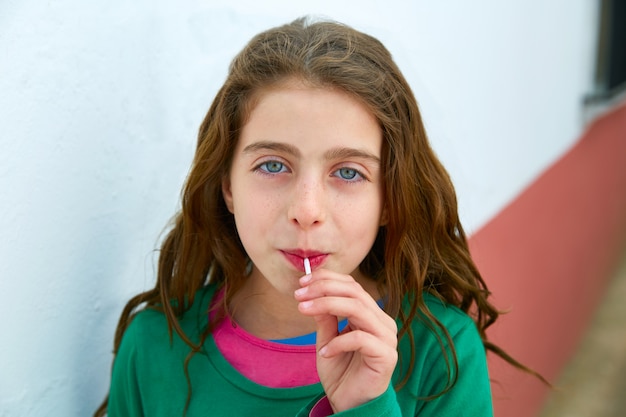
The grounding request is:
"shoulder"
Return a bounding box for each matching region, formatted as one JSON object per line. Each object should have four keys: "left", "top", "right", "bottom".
{"left": 109, "top": 284, "right": 220, "bottom": 415}
{"left": 420, "top": 292, "right": 478, "bottom": 339}
{"left": 110, "top": 284, "right": 218, "bottom": 392}
{"left": 395, "top": 293, "right": 493, "bottom": 415}
{"left": 399, "top": 293, "right": 486, "bottom": 374}
{"left": 120, "top": 283, "right": 218, "bottom": 351}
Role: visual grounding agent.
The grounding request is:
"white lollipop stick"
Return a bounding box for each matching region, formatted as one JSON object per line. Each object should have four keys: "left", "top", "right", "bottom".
{"left": 304, "top": 257, "right": 311, "bottom": 275}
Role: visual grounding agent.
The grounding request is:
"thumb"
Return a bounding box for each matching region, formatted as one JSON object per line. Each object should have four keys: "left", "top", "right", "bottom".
{"left": 315, "top": 314, "right": 339, "bottom": 353}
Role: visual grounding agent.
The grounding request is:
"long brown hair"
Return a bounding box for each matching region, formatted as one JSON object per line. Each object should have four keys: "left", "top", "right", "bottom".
{"left": 95, "top": 16, "right": 544, "bottom": 416}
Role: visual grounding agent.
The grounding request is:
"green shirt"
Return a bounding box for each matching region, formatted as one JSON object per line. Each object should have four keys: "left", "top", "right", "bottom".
{"left": 108, "top": 284, "right": 493, "bottom": 416}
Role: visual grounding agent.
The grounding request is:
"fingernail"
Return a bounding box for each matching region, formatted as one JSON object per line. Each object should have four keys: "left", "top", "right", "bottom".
{"left": 294, "top": 287, "right": 307, "bottom": 296}
{"left": 318, "top": 346, "right": 328, "bottom": 357}
{"left": 299, "top": 300, "right": 313, "bottom": 310}
{"left": 299, "top": 274, "right": 312, "bottom": 284}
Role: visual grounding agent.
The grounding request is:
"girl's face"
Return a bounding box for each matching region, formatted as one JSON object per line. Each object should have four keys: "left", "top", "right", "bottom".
{"left": 222, "top": 81, "right": 386, "bottom": 296}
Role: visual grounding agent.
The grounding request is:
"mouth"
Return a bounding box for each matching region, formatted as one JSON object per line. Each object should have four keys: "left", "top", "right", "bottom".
{"left": 281, "top": 250, "right": 328, "bottom": 272}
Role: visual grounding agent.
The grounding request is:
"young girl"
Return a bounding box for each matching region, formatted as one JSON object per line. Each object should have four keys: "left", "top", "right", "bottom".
{"left": 96, "top": 17, "right": 537, "bottom": 417}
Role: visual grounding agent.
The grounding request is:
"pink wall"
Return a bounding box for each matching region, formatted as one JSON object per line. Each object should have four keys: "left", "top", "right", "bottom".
{"left": 469, "top": 102, "right": 626, "bottom": 417}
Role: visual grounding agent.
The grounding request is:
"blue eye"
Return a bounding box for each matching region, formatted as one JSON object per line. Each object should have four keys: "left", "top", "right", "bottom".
{"left": 259, "top": 161, "right": 286, "bottom": 173}
{"left": 334, "top": 167, "right": 362, "bottom": 181}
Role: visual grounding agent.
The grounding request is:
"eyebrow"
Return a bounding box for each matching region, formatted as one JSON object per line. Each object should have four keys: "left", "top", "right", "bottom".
{"left": 242, "top": 140, "right": 380, "bottom": 164}
{"left": 242, "top": 141, "right": 300, "bottom": 157}
{"left": 324, "top": 147, "right": 380, "bottom": 165}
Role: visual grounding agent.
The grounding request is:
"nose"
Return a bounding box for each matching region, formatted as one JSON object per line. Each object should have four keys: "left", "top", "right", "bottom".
{"left": 287, "top": 178, "right": 326, "bottom": 229}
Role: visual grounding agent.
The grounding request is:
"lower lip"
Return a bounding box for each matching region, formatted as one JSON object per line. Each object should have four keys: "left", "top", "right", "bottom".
{"left": 282, "top": 252, "right": 327, "bottom": 272}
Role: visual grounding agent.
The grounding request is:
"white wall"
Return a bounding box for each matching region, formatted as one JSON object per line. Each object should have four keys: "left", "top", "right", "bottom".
{"left": 0, "top": 1, "right": 597, "bottom": 415}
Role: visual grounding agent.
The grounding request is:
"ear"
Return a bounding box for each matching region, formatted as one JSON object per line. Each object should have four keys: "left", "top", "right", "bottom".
{"left": 222, "top": 176, "right": 235, "bottom": 214}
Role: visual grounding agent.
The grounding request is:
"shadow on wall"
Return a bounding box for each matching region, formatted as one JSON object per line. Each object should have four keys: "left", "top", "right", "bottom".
{"left": 468, "top": 101, "right": 626, "bottom": 417}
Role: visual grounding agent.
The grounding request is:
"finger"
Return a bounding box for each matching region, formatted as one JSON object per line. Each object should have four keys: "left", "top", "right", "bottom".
{"left": 298, "top": 268, "right": 355, "bottom": 287}
{"left": 319, "top": 329, "right": 398, "bottom": 365}
{"left": 298, "top": 294, "right": 383, "bottom": 327}
{"left": 298, "top": 296, "right": 397, "bottom": 342}
{"left": 294, "top": 277, "right": 371, "bottom": 303}
{"left": 313, "top": 313, "right": 340, "bottom": 350}
{"left": 295, "top": 272, "right": 385, "bottom": 320}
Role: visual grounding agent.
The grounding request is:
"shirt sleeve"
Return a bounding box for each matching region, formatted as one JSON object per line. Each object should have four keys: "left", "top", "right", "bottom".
{"left": 309, "top": 395, "right": 334, "bottom": 417}
{"left": 299, "top": 307, "right": 492, "bottom": 417}
{"left": 414, "top": 316, "right": 494, "bottom": 416}
{"left": 298, "top": 385, "right": 401, "bottom": 417}
{"left": 107, "top": 320, "right": 145, "bottom": 417}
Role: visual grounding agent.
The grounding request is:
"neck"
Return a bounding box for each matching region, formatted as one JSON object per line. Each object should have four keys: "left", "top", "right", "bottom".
{"left": 229, "top": 274, "right": 317, "bottom": 340}
{"left": 228, "top": 267, "right": 381, "bottom": 340}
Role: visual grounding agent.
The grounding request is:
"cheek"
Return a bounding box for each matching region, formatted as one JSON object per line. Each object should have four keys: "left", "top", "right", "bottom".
{"left": 339, "top": 188, "right": 384, "bottom": 225}
{"left": 337, "top": 202, "right": 382, "bottom": 244}
{"left": 233, "top": 193, "right": 280, "bottom": 238}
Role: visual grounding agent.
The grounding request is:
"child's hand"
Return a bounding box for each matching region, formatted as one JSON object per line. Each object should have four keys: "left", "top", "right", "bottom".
{"left": 294, "top": 269, "right": 398, "bottom": 413}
